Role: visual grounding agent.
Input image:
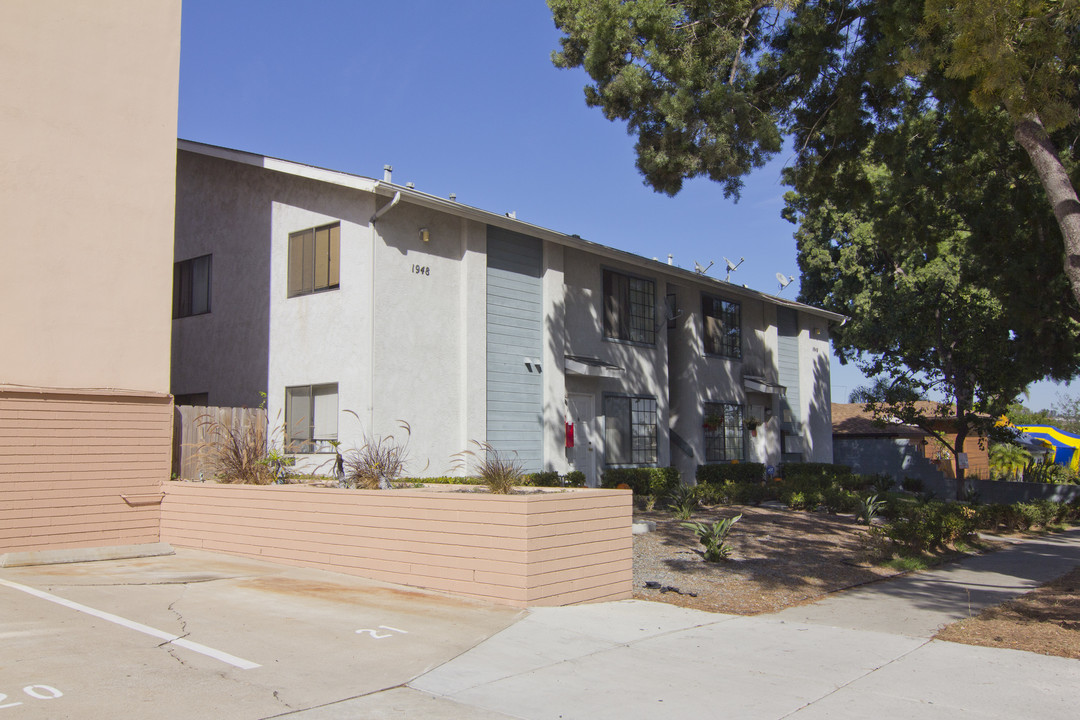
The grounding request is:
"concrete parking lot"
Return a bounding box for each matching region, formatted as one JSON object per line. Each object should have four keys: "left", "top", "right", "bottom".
{"left": 5, "top": 531, "right": 1080, "bottom": 719}
{"left": 0, "top": 549, "right": 523, "bottom": 719}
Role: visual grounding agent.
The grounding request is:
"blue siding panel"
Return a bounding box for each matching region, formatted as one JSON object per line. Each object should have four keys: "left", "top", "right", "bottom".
{"left": 486, "top": 227, "right": 544, "bottom": 471}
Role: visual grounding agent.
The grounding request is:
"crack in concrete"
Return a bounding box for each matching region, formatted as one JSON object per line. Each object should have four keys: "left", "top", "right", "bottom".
{"left": 158, "top": 584, "right": 192, "bottom": 666}
{"left": 272, "top": 690, "right": 295, "bottom": 711}
{"left": 778, "top": 637, "right": 935, "bottom": 718}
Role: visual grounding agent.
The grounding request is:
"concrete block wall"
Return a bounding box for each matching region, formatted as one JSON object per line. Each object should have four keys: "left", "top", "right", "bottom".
{"left": 0, "top": 389, "right": 173, "bottom": 553}
{"left": 160, "top": 482, "right": 632, "bottom": 607}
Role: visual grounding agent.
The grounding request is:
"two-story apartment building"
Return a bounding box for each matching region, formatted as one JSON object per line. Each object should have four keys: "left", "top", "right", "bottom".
{"left": 172, "top": 141, "right": 843, "bottom": 484}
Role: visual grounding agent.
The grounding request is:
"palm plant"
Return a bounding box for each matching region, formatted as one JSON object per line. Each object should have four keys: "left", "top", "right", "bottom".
{"left": 682, "top": 514, "right": 742, "bottom": 562}
{"left": 989, "top": 443, "right": 1033, "bottom": 481}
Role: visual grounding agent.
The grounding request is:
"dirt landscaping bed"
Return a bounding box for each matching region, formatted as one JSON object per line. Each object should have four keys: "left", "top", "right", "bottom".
{"left": 934, "top": 565, "right": 1080, "bottom": 659}
{"left": 632, "top": 504, "right": 906, "bottom": 615}
{"left": 633, "top": 503, "right": 1080, "bottom": 660}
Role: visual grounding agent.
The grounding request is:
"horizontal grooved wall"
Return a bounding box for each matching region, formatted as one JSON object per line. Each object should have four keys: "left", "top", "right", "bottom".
{"left": 160, "top": 482, "right": 633, "bottom": 607}
{"left": 0, "top": 390, "right": 173, "bottom": 553}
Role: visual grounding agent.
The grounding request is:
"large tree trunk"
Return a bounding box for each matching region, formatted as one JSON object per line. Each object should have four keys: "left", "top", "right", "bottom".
{"left": 953, "top": 426, "right": 968, "bottom": 501}
{"left": 1014, "top": 115, "right": 1080, "bottom": 309}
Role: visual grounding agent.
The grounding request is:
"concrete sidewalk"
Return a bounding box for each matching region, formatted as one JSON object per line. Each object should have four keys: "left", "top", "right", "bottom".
{"left": 306, "top": 528, "right": 1080, "bottom": 719}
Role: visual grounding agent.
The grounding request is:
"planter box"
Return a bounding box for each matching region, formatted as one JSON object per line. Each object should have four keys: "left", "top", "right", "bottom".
{"left": 160, "top": 481, "right": 632, "bottom": 607}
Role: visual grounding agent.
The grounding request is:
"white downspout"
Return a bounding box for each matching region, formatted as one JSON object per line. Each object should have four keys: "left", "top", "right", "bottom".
{"left": 370, "top": 190, "right": 401, "bottom": 224}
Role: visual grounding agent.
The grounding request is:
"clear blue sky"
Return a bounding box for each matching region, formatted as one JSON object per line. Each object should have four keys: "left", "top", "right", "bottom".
{"left": 178, "top": 0, "right": 1072, "bottom": 411}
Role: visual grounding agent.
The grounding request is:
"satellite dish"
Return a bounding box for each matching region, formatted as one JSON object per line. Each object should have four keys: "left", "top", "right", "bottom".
{"left": 693, "top": 260, "right": 714, "bottom": 275}
{"left": 776, "top": 273, "right": 795, "bottom": 292}
{"left": 723, "top": 256, "right": 745, "bottom": 282}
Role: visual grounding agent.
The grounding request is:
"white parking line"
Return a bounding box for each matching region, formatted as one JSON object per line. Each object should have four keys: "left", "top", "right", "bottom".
{"left": 0, "top": 578, "right": 260, "bottom": 670}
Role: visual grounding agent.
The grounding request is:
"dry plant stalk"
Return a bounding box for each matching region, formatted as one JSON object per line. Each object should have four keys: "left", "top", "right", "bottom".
{"left": 454, "top": 441, "right": 524, "bottom": 494}
{"left": 342, "top": 420, "right": 414, "bottom": 489}
{"left": 196, "top": 412, "right": 274, "bottom": 485}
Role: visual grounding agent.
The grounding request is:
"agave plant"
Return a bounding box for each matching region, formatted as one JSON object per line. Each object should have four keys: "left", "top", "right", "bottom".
{"left": 682, "top": 514, "right": 742, "bottom": 562}
{"left": 667, "top": 485, "right": 698, "bottom": 520}
{"left": 855, "top": 493, "right": 886, "bottom": 526}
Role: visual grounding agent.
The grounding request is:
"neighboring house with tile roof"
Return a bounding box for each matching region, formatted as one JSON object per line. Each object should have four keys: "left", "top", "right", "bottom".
{"left": 832, "top": 403, "right": 991, "bottom": 483}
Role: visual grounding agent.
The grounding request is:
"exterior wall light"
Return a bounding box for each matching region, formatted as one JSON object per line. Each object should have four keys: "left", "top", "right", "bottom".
{"left": 419, "top": 228, "right": 430, "bottom": 243}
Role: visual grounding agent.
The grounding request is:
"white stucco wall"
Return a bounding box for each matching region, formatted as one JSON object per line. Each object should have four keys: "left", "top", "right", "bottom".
{"left": 561, "top": 248, "right": 671, "bottom": 472}
{"left": 367, "top": 203, "right": 482, "bottom": 476}
{"left": 543, "top": 242, "right": 570, "bottom": 473}
{"left": 667, "top": 279, "right": 783, "bottom": 480}
{"left": 798, "top": 312, "right": 834, "bottom": 462}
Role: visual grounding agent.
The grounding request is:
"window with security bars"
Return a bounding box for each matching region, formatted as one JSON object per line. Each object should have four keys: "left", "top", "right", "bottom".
{"left": 285, "top": 383, "right": 338, "bottom": 453}
{"left": 288, "top": 223, "right": 340, "bottom": 297}
{"left": 703, "top": 402, "right": 745, "bottom": 462}
{"left": 604, "top": 395, "right": 658, "bottom": 465}
{"left": 603, "top": 269, "right": 656, "bottom": 345}
{"left": 702, "top": 294, "right": 741, "bottom": 358}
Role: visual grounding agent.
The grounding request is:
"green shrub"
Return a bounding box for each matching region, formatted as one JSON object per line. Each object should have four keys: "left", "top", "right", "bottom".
{"left": 695, "top": 482, "right": 729, "bottom": 505}
{"left": 564, "top": 470, "right": 587, "bottom": 487}
{"left": 783, "top": 489, "right": 821, "bottom": 511}
{"left": 775, "top": 475, "right": 832, "bottom": 495}
{"left": 779, "top": 462, "right": 851, "bottom": 480}
{"left": 1025, "top": 463, "right": 1080, "bottom": 484}
{"left": 838, "top": 473, "right": 870, "bottom": 492}
{"left": 869, "top": 473, "right": 895, "bottom": 494}
{"left": 821, "top": 486, "right": 860, "bottom": 513}
{"left": 696, "top": 463, "right": 766, "bottom": 485}
{"left": 726, "top": 481, "right": 769, "bottom": 505}
{"left": 884, "top": 502, "right": 978, "bottom": 553}
{"left": 901, "top": 477, "right": 925, "bottom": 493}
{"left": 526, "top": 471, "right": 560, "bottom": 486}
{"left": 601, "top": 467, "right": 681, "bottom": 497}
{"left": 405, "top": 475, "right": 484, "bottom": 485}
{"left": 974, "top": 503, "right": 1009, "bottom": 531}
{"left": 1017, "top": 500, "right": 1060, "bottom": 529}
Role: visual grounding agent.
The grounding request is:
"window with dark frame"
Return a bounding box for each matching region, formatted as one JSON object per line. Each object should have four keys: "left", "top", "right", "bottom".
{"left": 703, "top": 402, "right": 745, "bottom": 462}
{"left": 702, "top": 294, "right": 741, "bottom": 358}
{"left": 285, "top": 383, "right": 338, "bottom": 453}
{"left": 174, "top": 392, "right": 209, "bottom": 407}
{"left": 173, "top": 254, "right": 211, "bottom": 318}
{"left": 288, "top": 223, "right": 340, "bottom": 298}
{"left": 604, "top": 395, "right": 658, "bottom": 465}
{"left": 603, "top": 269, "right": 656, "bottom": 345}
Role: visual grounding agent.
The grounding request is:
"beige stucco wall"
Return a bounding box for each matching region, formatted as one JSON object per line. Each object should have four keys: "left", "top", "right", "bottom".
{"left": 0, "top": 0, "right": 181, "bottom": 393}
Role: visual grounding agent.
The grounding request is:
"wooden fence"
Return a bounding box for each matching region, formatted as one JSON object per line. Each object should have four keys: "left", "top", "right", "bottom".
{"left": 172, "top": 405, "right": 267, "bottom": 481}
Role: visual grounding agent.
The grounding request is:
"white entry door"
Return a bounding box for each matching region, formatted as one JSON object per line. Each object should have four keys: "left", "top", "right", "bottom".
{"left": 568, "top": 393, "right": 598, "bottom": 487}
